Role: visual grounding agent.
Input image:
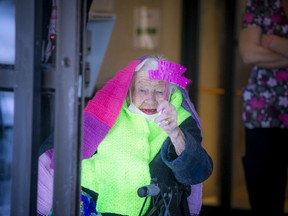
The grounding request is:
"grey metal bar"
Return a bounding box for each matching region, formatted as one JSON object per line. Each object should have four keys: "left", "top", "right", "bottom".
{"left": 0, "top": 70, "right": 16, "bottom": 89}
{"left": 42, "top": 69, "right": 57, "bottom": 89}
{"left": 52, "top": 0, "right": 82, "bottom": 215}
{"left": 11, "top": 0, "right": 42, "bottom": 215}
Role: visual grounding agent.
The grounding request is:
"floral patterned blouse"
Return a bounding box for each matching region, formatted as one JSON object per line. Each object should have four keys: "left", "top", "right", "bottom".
{"left": 242, "top": 0, "right": 288, "bottom": 128}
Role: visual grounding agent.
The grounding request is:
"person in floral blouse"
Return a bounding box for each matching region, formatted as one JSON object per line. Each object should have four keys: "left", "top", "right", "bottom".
{"left": 239, "top": 0, "right": 288, "bottom": 215}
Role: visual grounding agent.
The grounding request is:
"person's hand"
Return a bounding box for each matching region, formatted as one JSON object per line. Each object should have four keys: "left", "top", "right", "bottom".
{"left": 155, "top": 100, "right": 186, "bottom": 155}
{"left": 154, "top": 100, "right": 178, "bottom": 135}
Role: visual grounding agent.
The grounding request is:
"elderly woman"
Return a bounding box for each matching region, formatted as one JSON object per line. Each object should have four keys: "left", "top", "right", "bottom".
{"left": 80, "top": 55, "right": 213, "bottom": 216}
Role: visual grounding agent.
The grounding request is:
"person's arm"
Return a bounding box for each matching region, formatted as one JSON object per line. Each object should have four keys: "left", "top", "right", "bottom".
{"left": 239, "top": 27, "right": 288, "bottom": 68}
{"left": 155, "top": 100, "right": 186, "bottom": 155}
{"left": 262, "top": 34, "right": 288, "bottom": 59}
{"left": 161, "top": 117, "right": 213, "bottom": 185}
{"left": 169, "top": 127, "right": 185, "bottom": 155}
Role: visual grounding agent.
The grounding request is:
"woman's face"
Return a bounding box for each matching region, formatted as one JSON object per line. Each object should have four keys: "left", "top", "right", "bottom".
{"left": 131, "top": 70, "right": 166, "bottom": 115}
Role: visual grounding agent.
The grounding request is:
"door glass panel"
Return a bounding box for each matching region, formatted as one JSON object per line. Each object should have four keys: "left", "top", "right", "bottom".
{"left": 232, "top": 0, "right": 288, "bottom": 211}
{"left": 40, "top": 92, "right": 55, "bottom": 145}
{"left": 0, "top": 0, "right": 15, "bottom": 65}
{"left": 231, "top": 1, "right": 250, "bottom": 210}
{"left": 37, "top": 91, "right": 55, "bottom": 215}
{"left": 0, "top": 91, "right": 14, "bottom": 214}
{"left": 42, "top": 0, "right": 57, "bottom": 65}
{"left": 199, "top": 0, "right": 225, "bottom": 206}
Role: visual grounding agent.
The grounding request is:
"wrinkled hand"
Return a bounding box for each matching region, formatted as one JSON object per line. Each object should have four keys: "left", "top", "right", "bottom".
{"left": 154, "top": 100, "right": 178, "bottom": 135}
{"left": 155, "top": 100, "right": 186, "bottom": 155}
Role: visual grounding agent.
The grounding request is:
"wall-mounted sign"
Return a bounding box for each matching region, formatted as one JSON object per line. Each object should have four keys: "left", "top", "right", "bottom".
{"left": 133, "top": 6, "right": 160, "bottom": 50}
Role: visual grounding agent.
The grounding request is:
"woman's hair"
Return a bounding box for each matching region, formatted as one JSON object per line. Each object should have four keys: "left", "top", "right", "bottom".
{"left": 128, "top": 56, "right": 178, "bottom": 104}
{"left": 135, "top": 55, "right": 165, "bottom": 72}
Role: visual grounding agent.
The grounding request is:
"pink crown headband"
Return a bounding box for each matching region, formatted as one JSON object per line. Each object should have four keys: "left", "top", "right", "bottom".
{"left": 148, "top": 60, "right": 191, "bottom": 99}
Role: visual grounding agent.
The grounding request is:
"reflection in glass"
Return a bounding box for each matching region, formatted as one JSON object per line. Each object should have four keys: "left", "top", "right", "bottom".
{"left": 0, "top": 0, "right": 15, "bottom": 65}
{"left": 0, "top": 91, "right": 14, "bottom": 214}
{"left": 42, "top": 0, "right": 57, "bottom": 64}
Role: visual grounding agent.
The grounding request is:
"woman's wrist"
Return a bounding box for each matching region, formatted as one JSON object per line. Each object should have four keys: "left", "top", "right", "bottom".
{"left": 169, "top": 127, "right": 181, "bottom": 140}
{"left": 169, "top": 127, "right": 185, "bottom": 155}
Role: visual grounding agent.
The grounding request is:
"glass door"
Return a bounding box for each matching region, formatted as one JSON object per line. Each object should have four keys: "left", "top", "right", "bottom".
{"left": 0, "top": 0, "right": 86, "bottom": 215}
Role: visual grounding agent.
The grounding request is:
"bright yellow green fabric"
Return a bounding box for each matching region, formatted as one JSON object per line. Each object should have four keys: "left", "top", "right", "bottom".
{"left": 81, "top": 89, "right": 190, "bottom": 216}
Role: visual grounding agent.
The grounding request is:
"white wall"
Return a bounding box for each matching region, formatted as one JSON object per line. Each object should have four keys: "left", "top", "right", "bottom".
{"left": 90, "top": 0, "right": 182, "bottom": 89}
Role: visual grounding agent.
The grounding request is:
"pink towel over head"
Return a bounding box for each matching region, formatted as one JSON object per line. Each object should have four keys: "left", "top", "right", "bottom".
{"left": 82, "top": 60, "right": 141, "bottom": 159}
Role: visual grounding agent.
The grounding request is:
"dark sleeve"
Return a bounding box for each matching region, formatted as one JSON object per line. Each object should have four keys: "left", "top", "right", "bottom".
{"left": 161, "top": 116, "right": 213, "bottom": 185}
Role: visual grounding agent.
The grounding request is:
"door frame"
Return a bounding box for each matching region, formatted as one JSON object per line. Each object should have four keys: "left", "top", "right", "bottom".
{"left": 0, "top": 0, "right": 86, "bottom": 215}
